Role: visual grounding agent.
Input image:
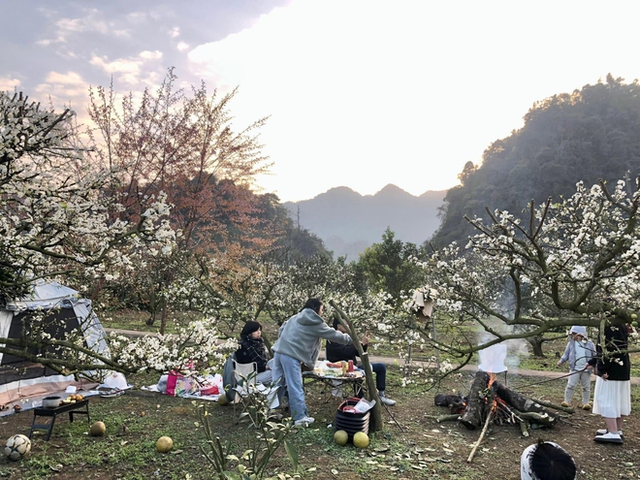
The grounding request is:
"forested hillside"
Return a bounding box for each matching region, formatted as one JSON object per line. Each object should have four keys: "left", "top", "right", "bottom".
{"left": 432, "top": 74, "right": 640, "bottom": 247}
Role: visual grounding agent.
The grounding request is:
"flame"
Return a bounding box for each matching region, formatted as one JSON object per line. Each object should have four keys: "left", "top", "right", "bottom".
{"left": 487, "top": 372, "right": 497, "bottom": 388}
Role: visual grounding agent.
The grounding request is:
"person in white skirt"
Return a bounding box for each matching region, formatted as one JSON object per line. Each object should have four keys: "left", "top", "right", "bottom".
{"left": 589, "top": 319, "right": 631, "bottom": 444}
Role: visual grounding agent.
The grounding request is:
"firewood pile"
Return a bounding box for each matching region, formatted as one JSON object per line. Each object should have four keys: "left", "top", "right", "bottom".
{"left": 430, "top": 371, "right": 571, "bottom": 463}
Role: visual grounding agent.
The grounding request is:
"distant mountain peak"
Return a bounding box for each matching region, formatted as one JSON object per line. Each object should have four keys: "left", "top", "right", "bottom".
{"left": 375, "top": 184, "right": 413, "bottom": 198}
{"left": 298, "top": 186, "right": 361, "bottom": 202}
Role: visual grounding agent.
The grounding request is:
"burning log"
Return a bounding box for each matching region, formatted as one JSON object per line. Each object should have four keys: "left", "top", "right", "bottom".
{"left": 434, "top": 370, "right": 559, "bottom": 432}
{"left": 459, "top": 371, "right": 491, "bottom": 430}
{"left": 434, "top": 392, "right": 467, "bottom": 414}
{"left": 492, "top": 381, "right": 558, "bottom": 427}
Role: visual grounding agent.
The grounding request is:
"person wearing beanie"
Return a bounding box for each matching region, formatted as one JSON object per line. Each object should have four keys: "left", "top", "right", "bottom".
{"left": 557, "top": 325, "right": 596, "bottom": 410}
{"left": 326, "top": 317, "right": 396, "bottom": 406}
{"left": 520, "top": 440, "right": 577, "bottom": 480}
{"left": 235, "top": 320, "right": 273, "bottom": 385}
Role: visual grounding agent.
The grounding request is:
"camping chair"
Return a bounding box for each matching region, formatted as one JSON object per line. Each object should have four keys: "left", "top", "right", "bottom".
{"left": 231, "top": 359, "right": 258, "bottom": 422}
{"left": 231, "top": 360, "right": 281, "bottom": 426}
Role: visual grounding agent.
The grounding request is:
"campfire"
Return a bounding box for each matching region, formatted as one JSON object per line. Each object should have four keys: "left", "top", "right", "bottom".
{"left": 431, "top": 345, "right": 567, "bottom": 462}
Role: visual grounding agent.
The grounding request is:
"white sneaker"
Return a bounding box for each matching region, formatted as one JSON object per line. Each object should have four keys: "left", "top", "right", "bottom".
{"left": 594, "top": 432, "right": 623, "bottom": 444}
{"left": 294, "top": 416, "right": 315, "bottom": 427}
{"left": 379, "top": 392, "right": 396, "bottom": 406}
{"left": 596, "top": 429, "right": 623, "bottom": 437}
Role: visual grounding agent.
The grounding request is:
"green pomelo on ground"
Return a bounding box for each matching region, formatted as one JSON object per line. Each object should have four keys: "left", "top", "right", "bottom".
{"left": 89, "top": 421, "right": 106, "bottom": 436}
{"left": 334, "top": 430, "right": 348, "bottom": 446}
{"left": 353, "top": 431, "right": 369, "bottom": 449}
{"left": 156, "top": 436, "right": 174, "bottom": 453}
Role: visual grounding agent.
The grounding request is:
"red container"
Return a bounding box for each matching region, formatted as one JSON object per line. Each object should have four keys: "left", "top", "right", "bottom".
{"left": 348, "top": 360, "right": 354, "bottom": 372}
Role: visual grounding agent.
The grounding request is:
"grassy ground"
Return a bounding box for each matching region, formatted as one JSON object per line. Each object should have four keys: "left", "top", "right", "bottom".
{"left": 6, "top": 311, "right": 632, "bottom": 479}
{"left": 1, "top": 366, "right": 640, "bottom": 480}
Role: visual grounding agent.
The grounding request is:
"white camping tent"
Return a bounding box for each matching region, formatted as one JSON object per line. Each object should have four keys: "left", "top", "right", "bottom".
{"left": 0, "top": 282, "right": 109, "bottom": 405}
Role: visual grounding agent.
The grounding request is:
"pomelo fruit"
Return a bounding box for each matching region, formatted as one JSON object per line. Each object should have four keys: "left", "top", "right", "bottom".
{"left": 353, "top": 431, "right": 369, "bottom": 449}
{"left": 89, "top": 421, "right": 106, "bottom": 436}
{"left": 156, "top": 436, "right": 174, "bottom": 453}
{"left": 218, "top": 394, "right": 228, "bottom": 406}
{"left": 334, "top": 430, "right": 348, "bottom": 446}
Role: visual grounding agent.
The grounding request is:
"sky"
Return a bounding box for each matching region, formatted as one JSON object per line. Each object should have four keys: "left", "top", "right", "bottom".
{"left": 2, "top": 0, "right": 640, "bottom": 202}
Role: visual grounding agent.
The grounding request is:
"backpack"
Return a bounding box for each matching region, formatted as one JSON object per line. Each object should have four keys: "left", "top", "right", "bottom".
{"left": 222, "top": 352, "right": 237, "bottom": 403}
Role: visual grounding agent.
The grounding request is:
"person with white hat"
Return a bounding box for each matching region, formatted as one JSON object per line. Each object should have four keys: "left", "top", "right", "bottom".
{"left": 556, "top": 325, "right": 596, "bottom": 410}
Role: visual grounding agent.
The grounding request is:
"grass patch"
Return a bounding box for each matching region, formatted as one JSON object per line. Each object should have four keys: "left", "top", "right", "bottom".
{"left": 2, "top": 365, "right": 639, "bottom": 479}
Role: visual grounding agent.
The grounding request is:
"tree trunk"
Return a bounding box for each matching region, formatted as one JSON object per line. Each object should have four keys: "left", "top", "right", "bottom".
{"left": 160, "top": 304, "right": 168, "bottom": 335}
{"left": 459, "top": 371, "right": 490, "bottom": 430}
{"left": 330, "top": 301, "right": 383, "bottom": 433}
{"left": 526, "top": 335, "right": 545, "bottom": 357}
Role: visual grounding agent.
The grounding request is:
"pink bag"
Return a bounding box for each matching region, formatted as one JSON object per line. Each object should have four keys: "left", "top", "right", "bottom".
{"left": 165, "top": 371, "right": 182, "bottom": 396}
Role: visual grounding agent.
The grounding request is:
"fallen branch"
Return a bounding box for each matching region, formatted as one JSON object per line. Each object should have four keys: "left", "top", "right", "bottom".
{"left": 424, "top": 414, "right": 460, "bottom": 423}
{"left": 467, "top": 407, "right": 494, "bottom": 463}
{"left": 519, "top": 419, "right": 530, "bottom": 437}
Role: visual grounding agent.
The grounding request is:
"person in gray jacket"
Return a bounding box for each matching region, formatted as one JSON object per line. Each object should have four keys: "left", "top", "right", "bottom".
{"left": 556, "top": 325, "right": 596, "bottom": 410}
{"left": 271, "top": 298, "right": 351, "bottom": 427}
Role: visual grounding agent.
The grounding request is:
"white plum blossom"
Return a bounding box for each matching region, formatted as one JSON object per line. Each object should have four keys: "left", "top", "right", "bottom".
{"left": 409, "top": 177, "right": 640, "bottom": 374}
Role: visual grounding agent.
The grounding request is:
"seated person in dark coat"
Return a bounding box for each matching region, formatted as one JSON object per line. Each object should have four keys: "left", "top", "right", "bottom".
{"left": 326, "top": 318, "right": 396, "bottom": 406}
{"left": 235, "top": 321, "right": 273, "bottom": 385}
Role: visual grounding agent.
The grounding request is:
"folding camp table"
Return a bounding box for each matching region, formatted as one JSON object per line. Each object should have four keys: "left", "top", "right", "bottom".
{"left": 303, "top": 370, "right": 366, "bottom": 398}
{"left": 29, "top": 399, "right": 91, "bottom": 441}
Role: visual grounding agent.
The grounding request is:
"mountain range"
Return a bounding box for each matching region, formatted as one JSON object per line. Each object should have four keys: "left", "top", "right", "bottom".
{"left": 283, "top": 184, "right": 447, "bottom": 259}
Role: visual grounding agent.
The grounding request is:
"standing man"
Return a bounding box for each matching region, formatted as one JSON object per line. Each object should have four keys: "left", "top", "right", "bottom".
{"left": 326, "top": 318, "right": 396, "bottom": 406}
{"left": 271, "top": 298, "right": 352, "bottom": 427}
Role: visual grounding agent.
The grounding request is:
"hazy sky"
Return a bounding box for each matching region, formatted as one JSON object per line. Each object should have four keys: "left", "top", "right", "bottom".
{"left": 2, "top": 0, "right": 640, "bottom": 202}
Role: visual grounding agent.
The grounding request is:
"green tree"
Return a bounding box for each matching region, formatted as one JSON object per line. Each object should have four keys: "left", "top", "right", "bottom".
{"left": 358, "top": 228, "right": 428, "bottom": 306}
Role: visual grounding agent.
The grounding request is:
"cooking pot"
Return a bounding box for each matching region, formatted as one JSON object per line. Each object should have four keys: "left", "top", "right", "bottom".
{"left": 42, "top": 396, "right": 61, "bottom": 408}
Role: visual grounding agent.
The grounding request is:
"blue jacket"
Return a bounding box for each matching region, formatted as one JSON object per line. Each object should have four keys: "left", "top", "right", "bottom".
{"left": 560, "top": 337, "right": 596, "bottom": 370}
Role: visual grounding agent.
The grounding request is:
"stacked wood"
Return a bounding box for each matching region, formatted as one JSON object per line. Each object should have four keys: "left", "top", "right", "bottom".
{"left": 434, "top": 371, "right": 559, "bottom": 434}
